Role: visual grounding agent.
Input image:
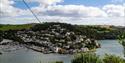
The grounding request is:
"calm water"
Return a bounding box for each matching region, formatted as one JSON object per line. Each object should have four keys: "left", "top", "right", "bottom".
{"left": 0, "top": 40, "right": 124, "bottom": 63}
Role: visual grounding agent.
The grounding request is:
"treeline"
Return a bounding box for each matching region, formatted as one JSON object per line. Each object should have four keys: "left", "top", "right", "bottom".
{"left": 75, "top": 25, "right": 125, "bottom": 40}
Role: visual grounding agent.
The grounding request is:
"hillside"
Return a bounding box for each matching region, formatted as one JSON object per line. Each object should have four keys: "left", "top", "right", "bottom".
{"left": 0, "top": 22, "right": 124, "bottom": 40}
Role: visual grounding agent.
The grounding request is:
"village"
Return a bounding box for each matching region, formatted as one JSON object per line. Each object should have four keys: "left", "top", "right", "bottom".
{"left": 0, "top": 24, "right": 100, "bottom": 54}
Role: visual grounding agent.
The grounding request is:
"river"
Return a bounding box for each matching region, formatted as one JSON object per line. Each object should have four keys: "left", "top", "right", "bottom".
{"left": 0, "top": 40, "right": 124, "bottom": 63}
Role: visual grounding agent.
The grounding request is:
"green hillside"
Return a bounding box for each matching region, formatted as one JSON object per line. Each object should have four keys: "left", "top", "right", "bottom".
{"left": 0, "top": 24, "right": 33, "bottom": 31}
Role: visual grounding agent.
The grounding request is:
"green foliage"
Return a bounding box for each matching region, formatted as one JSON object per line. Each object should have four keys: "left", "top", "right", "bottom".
{"left": 72, "top": 53, "right": 125, "bottom": 63}
{"left": 0, "top": 24, "right": 32, "bottom": 31}
{"left": 51, "top": 61, "right": 63, "bottom": 63}
{"left": 3, "top": 30, "right": 24, "bottom": 42}
{"left": 118, "top": 32, "right": 125, "bottom": 46}
{"left": 103, "top": 54, "right": 125, "bottom": 63}
{"left": 75, "top": 25, "right": 123, "bottom": 39}
{"left": 0, "top": 30, "right": 3, "bottom": 42}
{"left": 118, "top": 32, "right": 125, "bottom": 57}
{"left": 72, "top": 53, "right": 102, "bottom": 63}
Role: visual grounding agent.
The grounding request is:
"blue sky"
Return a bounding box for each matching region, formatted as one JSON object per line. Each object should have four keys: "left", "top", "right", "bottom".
{"left": 0, "top": 0, "right": 125, "bottom": 26}
{"left": 59, "top": 0, "right": 112, "bottom": 6}
{"left": 13, "top": 0, "right": 124, "bottom": 9}
{"left": 16, "top": 0, "right": 105, "bottom": 8}
{"left": 13, "top": 1, "right": 39, "bottom": 9}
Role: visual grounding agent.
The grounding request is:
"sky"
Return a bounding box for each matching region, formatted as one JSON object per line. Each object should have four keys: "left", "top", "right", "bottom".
{"left": 0, "top": 0, "right": 125, "bottom": 26}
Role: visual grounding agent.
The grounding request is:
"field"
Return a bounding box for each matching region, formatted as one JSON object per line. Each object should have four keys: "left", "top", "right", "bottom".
{"left": 0, "top": 24, "right": 33, "bottom": 31}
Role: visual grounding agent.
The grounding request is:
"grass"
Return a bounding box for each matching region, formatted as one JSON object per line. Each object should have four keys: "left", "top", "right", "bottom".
{"left": 103, "top": 54, "right": 125, "bottom": 63}
{"left": 0, "top": 24, "right": 33, "bottom": 31}
{"left": 72, "top": 53, "right": 125, "bottom": 63}
{"left": 72, "top": 52, "right": 102, "bottom": 63}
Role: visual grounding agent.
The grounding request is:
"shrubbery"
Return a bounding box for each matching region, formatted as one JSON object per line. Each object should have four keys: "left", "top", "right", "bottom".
{"left": 118, "top": 32, "right": 125, "bottom": 46}
{"left": 0, "top": 31, "right": 3, "bottom": 42}
{"left": 103, "top": 54, "right": 125, "bottom": 63}
{"left": 72, "top": 53, "right": 102, "bottom": 63}
{"left": 52, "top": 61, "right": 63, "bottom": 63}
{"left": 118, "top": 32, "right": 125, "bottom": 56}
{"left": 71, "top": 53, "right": 125, "bottom": 63}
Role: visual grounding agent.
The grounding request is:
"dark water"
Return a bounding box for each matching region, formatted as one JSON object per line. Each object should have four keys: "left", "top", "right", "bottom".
{"left": 0, "top": 40, "right": 124, "bottom": 63}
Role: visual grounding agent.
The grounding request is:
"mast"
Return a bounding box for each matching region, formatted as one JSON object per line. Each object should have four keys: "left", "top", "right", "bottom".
{"left": 22, "top": 0, "right": 42, "bottom": 23}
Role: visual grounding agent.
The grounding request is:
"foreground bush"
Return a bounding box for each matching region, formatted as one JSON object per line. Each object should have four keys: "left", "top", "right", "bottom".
{"left": 51, "top": 61, "right": 63, "bottom": 63}
{"left": 71, "top": 53, "right": 125, "bottom": 63}
{"left": 0, "top": 31, "right": 3, "bottom": 42}
{"left": 72, "top": 53, "right": 102, "bottom": 63}
{"left": 118, "top": 32, "right": 125, "bottom": 56}
{"left": 103, "top": 54, "right": 125, "bottom": 63}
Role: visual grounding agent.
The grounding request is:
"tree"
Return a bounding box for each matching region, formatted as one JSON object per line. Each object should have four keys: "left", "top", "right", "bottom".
{"left": 118, "top": 32, "right": 125, "bottom": 56}
{"left": 0, "top": 31, "right": 3, "bottom": 42}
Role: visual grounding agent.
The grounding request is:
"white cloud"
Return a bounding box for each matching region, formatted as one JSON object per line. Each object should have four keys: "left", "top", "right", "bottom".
{"left": 0, "top": 0, "right": 63, "bottom": 17}
{"left": 0, "top": 0, "right": 124, "bottom": 26}
{"left": 27, "top": 5, "right": 108, "bottom": 17}
{"left": 0, "top": 16, "right": 125, "bottom": 26}
{"left": 26, "top": 0, "right": 63, "bottom": 6}
{"left": 0, "top": 0, "right": 22, "bottom": 17}
{"left": 1, "top": 0, "right": 124, "bottom": 18}
{"left": 28, "top": 4, "right": 124, "bottom": 17}
{"left": 103, "top": 4, "right": 125, "bottom": 17}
